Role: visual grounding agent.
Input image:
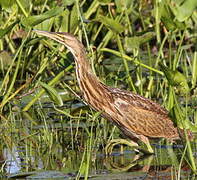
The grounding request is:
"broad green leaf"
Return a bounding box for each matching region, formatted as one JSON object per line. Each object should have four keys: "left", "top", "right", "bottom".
{"left": 160, "top": 3, "right": 176, "bottom": 30}
{"left": 21, "top": 7, "right": 64, "bottom": 27}
{"left": 171, "top": 0, "right": 197, "bottom": 22}
{"left": 160, "top": 3, "right": 185, "bottom": 30}
{"left": 169, "top": 90, "right": 197, "bottom": 132}
{"left": 115, "top": 0, "right": 134, "bottom": 12}
{"left": 94, "top": 16, "right": 124, "bottom": 34}
{"left": 0, "top": 51, "right": 12, "bottom": 68}
{"left": 39, "top": 81, "right": 63, "bottom": 106}
{"left": 62, "top": 0, "right": 75, "bottom": 6}
{"left": 0, "top": 0, "right": 15, "bottom": 9}
{"left": 125, "top": 32, "right": 156, "bottom": 50}
{"left": 159, "top": 63, "right": 190, "bottom": 95}
{"left": 17, "top": 0, "right": 30, "bottom": 15}
{"left": 60, "top": 9, "right": 69, "bottom": 32}
{"left": 0, "top": 20, "right": 19, "bottom": 38}
{"left": 70, "top": 4, "right": 79, "bottom": 33}
{"left": 170, "top": 106, "right": 197, "bottom": 132}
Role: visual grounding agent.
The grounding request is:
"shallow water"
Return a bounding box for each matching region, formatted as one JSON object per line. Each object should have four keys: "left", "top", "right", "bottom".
{"left": 1, "top": 101, "right": 196, "bottom": 179}
{"left": 1, "top": 142, "right": 196, "bottom": 179}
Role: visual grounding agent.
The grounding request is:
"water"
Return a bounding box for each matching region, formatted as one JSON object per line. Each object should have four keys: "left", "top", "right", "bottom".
{"left": 0, "top": 101, "right": 196, "bottom": 179}
{"left": 1, "top": 140, "right": 195, "bottom": 179}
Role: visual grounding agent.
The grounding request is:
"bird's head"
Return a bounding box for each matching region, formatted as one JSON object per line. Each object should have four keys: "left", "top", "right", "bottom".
{"left": 34, "top": 30, "right": 84, "bottom": 57}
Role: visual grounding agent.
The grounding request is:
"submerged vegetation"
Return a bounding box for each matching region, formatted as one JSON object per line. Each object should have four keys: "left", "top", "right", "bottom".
{"left": 0, "top": 0, "right": 197, "bottom": 179}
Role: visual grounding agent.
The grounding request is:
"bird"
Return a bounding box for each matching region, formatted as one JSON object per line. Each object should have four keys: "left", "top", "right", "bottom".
{"left": 34, "top": 30, "right": 180, "bottom": 154}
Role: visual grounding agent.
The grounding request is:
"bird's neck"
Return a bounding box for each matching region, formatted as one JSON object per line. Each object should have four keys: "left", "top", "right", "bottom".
{"left": 74, "top": 49, "right": 93, "bottom": 80}
{"left": 74, "top": 49, "right": 105, "bottom": 108}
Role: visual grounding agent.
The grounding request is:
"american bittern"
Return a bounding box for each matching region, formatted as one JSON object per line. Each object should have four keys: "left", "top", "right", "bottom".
{"left": 34, "top": 30, "right": 179, "bottom": 154}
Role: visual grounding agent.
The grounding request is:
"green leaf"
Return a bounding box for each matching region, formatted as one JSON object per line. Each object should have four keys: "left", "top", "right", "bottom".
{"left": 125, "top": 32, "right": 156, "bottom": 50}
{"left": 94, "top": 16, "right": 124, "bottom": 34}
{"left": 21, "top": 7, "right": 64, "bottom": 27}
{"left": 170, "top": 106, "right": 197, "bottom": 132}
{"left": 159, "top": 63, "right": 190, "bottom": 95}
{"left": 39, "top": 81, "right": 63, "bottom": 106}
{"left": 0, "top": 0, "right": 15, "bottom": 9}
{"left": 171, "top": 0, "right": 197, "bottom": 22}
{"left": 62, "top": 0, "right": 75, "bottom": 6}
{"left": 0, "top": 51, "right": 12, "bottom": 68}
{"left": 170, "top": 100, "right": 197, "bottom": 132}
{"left": 0, "top": 20, "right": 19, "bottom": 38}
{"left": 70, "top": 4, "right": 79, "bottom": 33}
{"left": 59, "top": 9, "right": 69, "bottom": 32}
{"left": 115, "top": 0, "right": 134, "bottom": 12}
{"left": 160, "top": 3, "right": 185, "bottom": 30}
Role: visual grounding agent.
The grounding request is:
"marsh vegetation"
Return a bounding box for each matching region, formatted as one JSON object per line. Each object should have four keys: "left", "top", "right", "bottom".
{"left": 0, "top": 0, "right": 197, "bottom": 179}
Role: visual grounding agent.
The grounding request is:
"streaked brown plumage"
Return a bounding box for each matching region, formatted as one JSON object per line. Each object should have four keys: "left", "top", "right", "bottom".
{"left": 34, "top": 30, "right": 179, "bottom": 153}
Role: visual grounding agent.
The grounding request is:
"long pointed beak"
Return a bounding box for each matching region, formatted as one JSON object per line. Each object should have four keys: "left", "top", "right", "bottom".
{"left": 33, "top": 29, "right": 56, "bottom": 39}
{"left": 33, "top": 30, "right": 78, "bottom": 55}
{"left": 33, "top": 29, "right": 67, "bottom": 46}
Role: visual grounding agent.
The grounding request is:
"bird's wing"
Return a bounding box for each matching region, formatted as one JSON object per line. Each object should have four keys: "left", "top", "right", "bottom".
{"left": 107, "top": 87, "right": 178, "bottom": 138}
{"left": 109, "top": 87, "right": 168, "bottom": 116}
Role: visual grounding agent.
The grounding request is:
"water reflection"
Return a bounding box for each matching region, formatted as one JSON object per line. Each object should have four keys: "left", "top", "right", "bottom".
{"left": 1, "top": 143, "right": 194, "bottom": 179}
{"left": 3, "top": 147, "right": 21, "bottom": 174}
{"left": 1, "top": 109, "right": 196, "bottom": 179}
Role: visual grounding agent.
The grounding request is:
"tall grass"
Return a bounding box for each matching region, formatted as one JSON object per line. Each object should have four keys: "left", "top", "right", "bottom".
{"left": 0, "top": 0, "right": 196, "bottom": 178}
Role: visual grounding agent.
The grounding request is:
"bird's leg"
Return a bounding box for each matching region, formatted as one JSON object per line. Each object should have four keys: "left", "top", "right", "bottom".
{"left": 138, "top": 135, "right": 154, "bottom": 154}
